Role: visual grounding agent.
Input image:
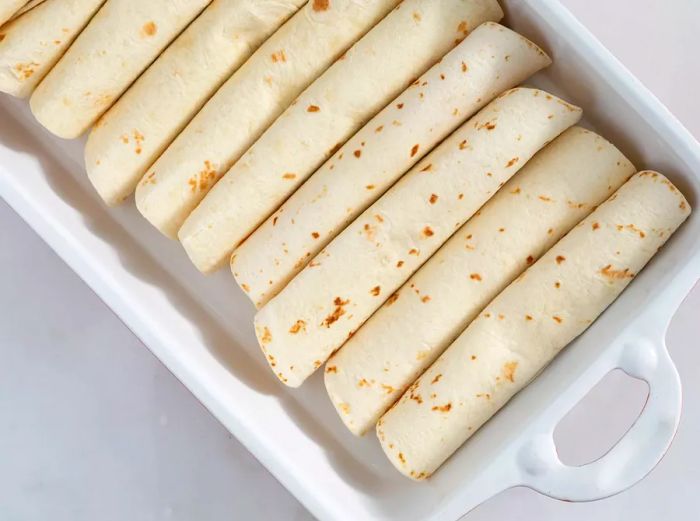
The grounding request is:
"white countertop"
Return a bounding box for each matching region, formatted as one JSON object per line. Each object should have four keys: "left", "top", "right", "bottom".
{"left": 1, "top": 1, "right": 698, "bottom": 520}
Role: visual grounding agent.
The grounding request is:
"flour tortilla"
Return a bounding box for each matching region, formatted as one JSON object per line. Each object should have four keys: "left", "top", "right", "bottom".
{"left": 179, "top": 0, "right": 505, "bottom": 270}
{"left": 254, "top": 88, "right": 582, "bottom": 388}
{"left": 325, "top": 127, "right": 636, "bottom": 435}
{"left": 0, "top": 0, "right": 105, "bottom": 98}
{"left": 0, "top": 0, "right": 28, "bottom": 27}
{"left": 377, "top": 171, "right": 691, "bottom": 480}
{"left": 7, "top": 0, "right": 45, "bottom": 21}
{"left": 231, "top": 22, "right": 551, "bottom": 309}
{"left": 134, "top": 0, "right": 403, "bottom": 238}
{"left": 29, "top": 0, "right": 212, "bottom": 138}
{"left": 85, "top": 0, "right": 305, "bottom": 206}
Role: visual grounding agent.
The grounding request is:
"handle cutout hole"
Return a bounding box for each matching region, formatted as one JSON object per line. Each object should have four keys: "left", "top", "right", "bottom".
{"left": 554, "top": 369, "right": 649, "bottom": 466}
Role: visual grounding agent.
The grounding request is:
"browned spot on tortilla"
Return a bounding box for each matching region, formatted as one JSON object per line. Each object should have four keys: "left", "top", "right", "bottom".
{"left": 386, "top": 293, "right": 399, "bottom": 306}
{"left": 370, "top": 286, "right": 381, "bottom": 296}
{"left": 289, "top": 320, "right": 306, "bottom": 334}
{"left": 307, "top": 105, "right": 320, "bottom": 113}
{"left": 142, "top": 22, "right": 157, "bottom": 37}
{"left": 432, "top": 403, "right": 452, "bottom": 412}
{"left": 503, "top": 361, "right": 518, "bottom": 382}
{"left": 271, "top": 50, "right": 287, "bottom": 63}
{"left": 600, "top": 264, "right": 635, "bottom": 279}
{"left": 470, "top": 273, "right": 482, "bottom": 281}
{"left": 325, "top": 365, "right": 337, "bottom": 374}
{"left": 259, "top": 327, "right": 272, "bottom": 345}
{"left": 312, "top": 0, "right": 329, "bottom": 11}
{"left": 422, "top": 226, "right": 434, "bottom": 237}
{"left": 14, "top": 62, "right": 38, "bottom": 79}
{"left": 321, "top": 297, "right": 349, "bottom": 328}
{"left": 191, "top": 160, "right": 218, "bottom": 192}
{"left": 556, "top": 255, "right": 566, "bottom": 264}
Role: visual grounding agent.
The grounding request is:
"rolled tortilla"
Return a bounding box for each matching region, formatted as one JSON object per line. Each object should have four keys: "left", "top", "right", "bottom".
{"left": 0, "top": 0, "right": 27, "bottom": 27}
{"left": 378, "top": 171, "right": 691, "bottom": 480}
{"left": 179, "top": 0, "right": 505, "bottom": 270}
{"left": 85, "top": 0, "right": 305, "bottom": 206}
{"left": 0, "top": 0, "right": 105, "bottom": 98}
{"left": 134, "top": 0, "right": 403, "bottom": 239}
{"left": 29, "top": 0, "right": 212, "bottom": 138}
{"left": 325, "top": 127, "right": 636, "bottom": 435}
{"left": 232, "top": 22, "right": 551, "bottom": 309}
{"left": 254, "top": 88, "right": 582, "bottom": 388}
{"left": 7, "top": 0, "right": 44, "bottom": 21}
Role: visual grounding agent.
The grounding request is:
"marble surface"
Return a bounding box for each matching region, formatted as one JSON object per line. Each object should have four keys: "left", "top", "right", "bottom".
{"left": 1, "top": 1, "right": 698, "bottom": 520}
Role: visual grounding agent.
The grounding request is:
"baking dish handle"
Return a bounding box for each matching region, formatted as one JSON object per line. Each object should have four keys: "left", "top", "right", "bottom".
{"left": 516, "top": 337, "right": 681, "bottom": 502}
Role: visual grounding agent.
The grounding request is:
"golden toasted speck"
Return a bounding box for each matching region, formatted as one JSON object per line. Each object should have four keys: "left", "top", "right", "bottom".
{"left": 141, "top": 22, "right": 157, "bottom": 37}
{"left": 271, "top": 50, "right": 287, "bottom": 63}
{"left": 503, "top": 361, "right": 518, "bottom": 382}
{"left": 289, "top": 320, "right": 306, "bottom": 334}
{"left": 259, "top": 327, "right": 272, "bottom": 344}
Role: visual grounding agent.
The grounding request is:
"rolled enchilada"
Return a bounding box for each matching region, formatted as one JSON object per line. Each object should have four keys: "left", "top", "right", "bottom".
{"left": 178, "top": 0, "right": 505, "bottom": 269}
{"left": 134, "top": 0, "right": 403, "bottom": 238}
{"left": 0, "top": 0, "right": 28, "bottom": 27}
{"left": 0, "top": 0, "right": 105, "bottom": 98}
{"left": 325, "top": 126, "right": 636, "bottom": 435}
{"left": 254, "top": 88, "right": 582, "bottom": 387}
{"left": 30, "top": 0, "right": 212, "bottom": 138}
{"left": 231, "top": 22, "right": 551, "bottom": 309}
{"left": 377, "top": 171, "right": 690, "bottom": 480}
{"left": 84, "top": 0, "right": 305, "bottom": 206}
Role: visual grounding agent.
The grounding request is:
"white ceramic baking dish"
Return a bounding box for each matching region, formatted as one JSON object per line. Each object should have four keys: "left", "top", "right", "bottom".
{"left": 1, "top": 1, "right": 698, "bottom": 519}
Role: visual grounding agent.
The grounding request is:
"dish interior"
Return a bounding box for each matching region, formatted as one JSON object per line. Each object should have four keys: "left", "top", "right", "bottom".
{"left": 1, "top": 1, "right": 698, "bottom": 520}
